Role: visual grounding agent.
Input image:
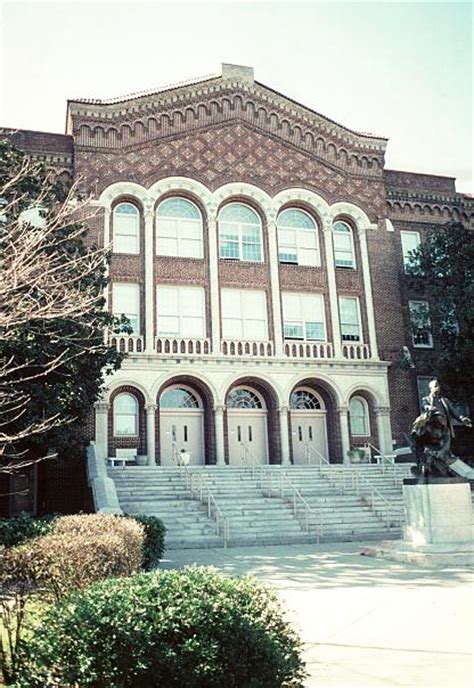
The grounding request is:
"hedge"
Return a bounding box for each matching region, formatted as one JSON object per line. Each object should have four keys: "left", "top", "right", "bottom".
{"left": 15, "top": 566, "right": 306, "bottom": 688}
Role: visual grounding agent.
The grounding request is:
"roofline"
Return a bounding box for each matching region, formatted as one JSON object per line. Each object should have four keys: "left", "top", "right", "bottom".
{"left": 254, "top": 80, "right": 388, "bottom": 142}
{"left": 385, "top": 167, "right": 456, "bottom": 181}
{"left": 0, "top": 126, "right": 72, "bottom": 139}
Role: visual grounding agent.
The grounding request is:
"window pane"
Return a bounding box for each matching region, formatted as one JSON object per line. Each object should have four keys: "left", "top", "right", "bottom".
{"left": 222, "top": 318, "right": 243, "bottom": 339}
{"left": 158, "top": 316, "right": 180, "bottom": 335}
{"left": 242, "top": 241, "right": 262, "bottom": 261}
{"left": 284, "top": 322, "right": 304, "bottom": 339}
{"left": 114, "top": 204, "right": 139, "bottom": 254}
{"left": 115, "top": 414, "right": 137, "bottom": 435}
{"left": 220, "top": 203, "right": 259, "bottom": 225}
{"left": 181, "top": 316, "right": 205, "bottom": 337}
{"left": 157, "top": 197, "right": 200, "bottom": 219}
{"left": 220, "top": 240, "right": 239, "bottom": 259}
{"left": 305, "top": 322, "right": 325, "bottom": 340}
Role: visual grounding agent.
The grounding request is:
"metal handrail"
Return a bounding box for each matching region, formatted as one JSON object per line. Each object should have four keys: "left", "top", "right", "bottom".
{"left": 262, "top": 469, "right": 323, "bottom": 541}
{"left": 352, "top": 469, "right": 404, "bottom": 530}
{"left": 307, "top": 445, "right": 352, "bottom": 493}
{"left": 365, "top": 441, "right": 400, "bottom": 484}
{"left": 180, "top": 465, "right": 230, "bottom": 547}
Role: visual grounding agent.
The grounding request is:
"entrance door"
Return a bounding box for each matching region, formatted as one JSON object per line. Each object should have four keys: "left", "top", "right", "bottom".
{"left": 227, "top": 412, "right": 268, "bottom": 466}
{"left": 291, "top": 412, "right": 328, "bottom": 464}
{"left": 160, "top": 412, "right": 204, "bottom": 466}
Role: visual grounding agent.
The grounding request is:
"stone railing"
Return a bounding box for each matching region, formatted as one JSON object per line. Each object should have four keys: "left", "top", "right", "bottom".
{"left": 221, "top": 339, "right": 274, "bottom": 357}
{"left": 155, "top": 337, "right": 211, "bottom": 356}
{"left": 109, "top": 334, "right": 144, "bottom": 354}
{"left": 342, "top": 342, "right": 371, "bottom": 360}
{"left": 284, "top": 341, "right": 334, "bottom": 359}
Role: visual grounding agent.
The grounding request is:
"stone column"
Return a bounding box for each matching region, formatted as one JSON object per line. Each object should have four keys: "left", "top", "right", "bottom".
{"left": 337, "top": 405, "right": 351, "bottom": 463}
{"left": 207, "top": 209, "right": 221, "bottom": 355}
{"left": 146, "top": 403, "right": 157, "bottom": 466}
{"left": 358, "top": 226, "right": 379, "bottom": 360}
{"left": 322, "top": 218, "right": 342, "bottom": 358}
{"left": 375, "top": 406, "right": 393, "bottom": 455}
{"left": 279, "top": 405, "right": 291, "bottom": 465}
{"left": 144, "top": 202, "right": 155, "bottom": 354}
{"left": 214, "top": 405, "right": 226, "bottom": 465}
{"left": 102, "top": 208, "right": 111, "bottom": 344}
{"left": 95, "top": 401, "right": 110, "bottom": 461}
{"left": 267, "top": 217, "right": 284, "bottom": 357}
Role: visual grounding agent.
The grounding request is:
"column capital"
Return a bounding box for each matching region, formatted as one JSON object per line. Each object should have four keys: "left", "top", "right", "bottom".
{"left": 94, "top": 401, "right": 110, "bottom": 412}
{"left": 356, "top": 224, "right": 369, "bottom": 238}
{"left": 207, "top": 204, "right": 218, "bottom": 222}
{"left": 145, "top": 402, "right": 157, "bottom": 413}
{"left": 144, "top": 200, "right": 154, "bottom": 218}
{"left": 279, "top": 404, "right": 289, "bottom": 415}
{"left": 321, "top": 215, "right": 333, "bottom": 233}
{"left": 376, "top": 406, "right": 391, "bottom": 416}
{"left": 214, "top": 404, "right": 225, "bottom": 416}
{"left": 336, "top": 405, "right": 349, "bottom": 414}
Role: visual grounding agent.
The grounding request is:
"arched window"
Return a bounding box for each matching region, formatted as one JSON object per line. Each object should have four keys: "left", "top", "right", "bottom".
{"left": 226, "top": 388, "right": 264, "bottom": 409}
{"left": 290, "top": 389, "right": 322, "bottom": 410}
{"left": 160, "top": 387, "right": 201, "bottom": 409}
{"left": 277, "top": 208, "right": 320, "bottom": 266}
{"left": 218, "top": 203, "right": 263, "bottom": 262}
{"left": 114, "top": 393, "right": 138, "bottom": 436}
{"left": 349, "top": 396, "right": 370, "bottom": 436}
{"left": 113, "top": 203, "right": 140, "bottom": 254}
{"left": 333, "top": 221, "right": 355, "bottom": 268}
{"left": 156, "top": 197, "right": 203, "bottom": 258}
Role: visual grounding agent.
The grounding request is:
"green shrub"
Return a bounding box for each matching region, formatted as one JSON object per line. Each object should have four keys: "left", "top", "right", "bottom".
{"left": 15, "top": 566, "right": 306, "bottom": 688}
{"left": 128, "top": 514, "right": 166, "bottom": 568}
{"left": 0, "top": 513, "right": 57, "bottom": 548}
{"left": 2, "top": 514, "right": 144, "bottom": 601}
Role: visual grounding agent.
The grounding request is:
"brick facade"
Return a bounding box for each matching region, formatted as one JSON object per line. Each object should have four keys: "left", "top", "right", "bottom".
{"left": 3, "top": 64, "right": 473, "bottom": 514}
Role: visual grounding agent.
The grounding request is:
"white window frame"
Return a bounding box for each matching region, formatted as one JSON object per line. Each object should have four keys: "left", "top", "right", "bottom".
{"left": 113, "top": 393, "right": 139, "bottom": 436}
{"left": 277, "top": 208, "right": 320, "bottom": 267}
{"left": 156, "top": 197, "right": 203, "bottom": 259}
{"left": 113, "top": 202, "right": 140, "bottom": 255}
{"left": 221, "top": 289, "right": 268, "bottom": 341}
{"left": 218, "top": 203, "right": 263, "bottom": 263}
{"left": 409, "top": 300, "right": 433, "bottom": 348}
{"left": 112, "top": 283, "right": 140, "bottom": 334}
{"left": 349, "top": 396, "right": 370, "bottom": 436}
{"left": 156, "top": 285, "right": 206, "bottom": 338}
{"left": 400, "top": 231, "right": 421, "bottom": 274}
{"left": 339, "top": 296, "right": 362, "bottom": 342}
{"left": 333, "top": 221, "right": 356, "bottom": 269}
{"left": 282, "top": 292, "right": 326, "bottom": 341}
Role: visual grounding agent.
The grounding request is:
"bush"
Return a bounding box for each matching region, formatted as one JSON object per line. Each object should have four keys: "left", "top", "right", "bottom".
{"left": 0, "top": 513, "right": 57, "bottom": 549}
{"left": 15, "top": 566, "right": 306, "bottom": 688}
{"left": 2, "top": 514, "right": 144, "bottom": 601}
{"left": 128, "top": 514, "right": 166, "bottom": 568}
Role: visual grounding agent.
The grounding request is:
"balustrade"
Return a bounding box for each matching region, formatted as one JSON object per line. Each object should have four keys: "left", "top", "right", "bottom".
{"left": 221, "top": 339, "right": 274, "bottom": 357}
{"left": 155, "top": 337, "right": 211, "bottom": 356}
{"left": 109, "top": 335, "right": 144, "bottom": 353}
{"left": 342, "top": 342, "right": 371, "bottom": 360}
{"left": 284, "top": 341, "right": 333, "bottom": 359}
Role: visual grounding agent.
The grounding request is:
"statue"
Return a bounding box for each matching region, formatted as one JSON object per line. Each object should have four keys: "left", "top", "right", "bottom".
{"left": 410, "top": 379, "right": 472, "bottom": 478}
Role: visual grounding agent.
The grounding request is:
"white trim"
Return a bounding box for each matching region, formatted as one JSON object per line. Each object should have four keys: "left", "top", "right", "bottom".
{"left": 349, "top": 395, "right": 371, "bottom": 436}
{"left": 159, "top": 383, "right": 204, "bottom": 409}
{"left": 333, "top": 220, "right": 356, "bottom": 270}
{"left": 338, "top": 295, "right": 363, "bottom": 343}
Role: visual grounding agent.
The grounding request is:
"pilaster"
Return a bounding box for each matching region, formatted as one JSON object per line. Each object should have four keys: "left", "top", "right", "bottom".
{"left": 145, "top": 403, "right": 157, "bottom": 466}
{"left": 323, "top": 219, "right": 342, "bottom": 358}
{"left": 144, "top": 201, "right": 154, "bottom": 354}
{"left": 375, "top": 406, "right": 393, "bottom": 455}
{"left": 267, "top": 217, "right": 284, "bottom": 356}
{"left": 358, "top": 226, "right": 379, "bottom": 359}
{"left": 214, "top": 405, "right": 226, "bottom": 465}
{"left": 337, "top": 404, "right": 350, "bottom": 463}
{"left": 279, "top": 405, "right": 290, "bottom": 464}
{"left": 94, "top": 401, "right": 110, "bottom": 461}
{"left": 207, "top": 209, "right": 221, "bottom": 355}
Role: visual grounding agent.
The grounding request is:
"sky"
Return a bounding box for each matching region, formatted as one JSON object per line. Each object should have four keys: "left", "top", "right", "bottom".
{"left": 1, "top": 1, "right": 472, "bottom": 192}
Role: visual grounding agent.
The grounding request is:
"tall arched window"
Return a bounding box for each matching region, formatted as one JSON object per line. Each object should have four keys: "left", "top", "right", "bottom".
{"left": 349, "top": 396, "right": 370, "bottom": 436}
{"left": 156, "top": 197, "right": 203, "bottom": 258}
{"left": 277, "top": 208, "right": 320, "bottom": 266}
{"left": 333, "top": 221, "right": 355, "bottom": 268}
{"left": 218, "top": 203, "right": 263, "bottom": 262}
{"left": 113, "top": 203, "right": 140, "bottom": 254}
{"left": 114, "top": 393, "right": 138, "bottom": 436}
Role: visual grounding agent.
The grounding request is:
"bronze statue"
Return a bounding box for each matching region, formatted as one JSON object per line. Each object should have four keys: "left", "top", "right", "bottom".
{"left": 410, "top": 379, "right": 472, "bottom": 478}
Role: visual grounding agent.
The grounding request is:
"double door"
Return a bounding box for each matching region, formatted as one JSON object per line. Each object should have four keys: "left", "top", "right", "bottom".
{"left": 291, "top": 412, "right": 328, "bottom": 464}
{"left": 227, "top": 411, "right": 268, "bottom": 465}
{"left": 160, "top": 411, "right": 204, "bottom": 465}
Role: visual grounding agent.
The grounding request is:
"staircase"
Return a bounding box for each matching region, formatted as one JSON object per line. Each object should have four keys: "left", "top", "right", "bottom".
{"left": 109, "top": 462, "right": 414, "bottom": 549}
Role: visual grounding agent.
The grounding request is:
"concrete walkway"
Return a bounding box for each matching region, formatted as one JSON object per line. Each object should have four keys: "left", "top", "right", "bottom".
{"left": 161, "top": 542, "right": 473, "bottom": 688}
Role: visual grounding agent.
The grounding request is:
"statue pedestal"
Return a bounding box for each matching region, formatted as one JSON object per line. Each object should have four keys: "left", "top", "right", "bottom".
{"left": 361, "top": 478, "right": 474, "bottom": 567}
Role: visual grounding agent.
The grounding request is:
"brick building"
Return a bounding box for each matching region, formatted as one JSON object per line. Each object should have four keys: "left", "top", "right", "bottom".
{"left": 3, "top": 64, "right": 473, "bottom": 513}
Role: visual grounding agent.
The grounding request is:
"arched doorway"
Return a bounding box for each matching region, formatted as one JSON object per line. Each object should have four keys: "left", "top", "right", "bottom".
{"left": 226, "top": 387, "right": 268, "bottom": 465}
{"left": 159, "top": 385, "right": 204, "bottom": 466}
{"left": 290, "top": 387, "right": 328, "bottom": 464}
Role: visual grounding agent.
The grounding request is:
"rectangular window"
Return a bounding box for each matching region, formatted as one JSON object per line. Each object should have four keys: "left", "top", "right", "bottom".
{"left": 156, "top": 217, "right": 203, "bottom": 259}
{"left": 156, "top": 285, "right": 205, "bottom": 338}
{"left": 112, "top": 283, "right": 140, "bottom": 333}
{"left": 339, "top": 297, "right": 361, "bottom": 341}
{"left": 282, "top": 292, "right": 326, "bottom": 341}
{"left": 400, "top": 231, "right": 421, "bottom": 274}
{"left": 221, "top": 289, "right": 268, "bottom": 341}
{"left": 409, "top": 300, "right": 433, "bottom": 348}
{"left": 219, "top": 222, "right": 263, "bottom": 262}
{"left": 278, "top": 230, "right": 320, "bottom": 266}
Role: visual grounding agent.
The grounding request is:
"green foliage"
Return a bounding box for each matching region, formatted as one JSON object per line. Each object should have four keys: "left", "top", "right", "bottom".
{"left": 14, "top": 566, "right": 306, "bottom": 688}
{"left": 0, "top": 513, "right": 57, "bottom": 549}
{"left": 408, "top": 222, "right": 474, "bottom": 406}
{"left": 126, "top": 514, "right": 166, "bottom": 569}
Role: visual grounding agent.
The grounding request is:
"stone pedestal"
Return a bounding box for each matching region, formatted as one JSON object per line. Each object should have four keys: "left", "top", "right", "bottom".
{"left": 361, "top": 478, "right": 474, "bottom": 567}
{"left": 403, "top": 478, "right": 473, "bottom": 546}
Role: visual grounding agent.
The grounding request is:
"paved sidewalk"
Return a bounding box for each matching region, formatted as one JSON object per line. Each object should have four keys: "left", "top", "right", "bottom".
{"left": 161, "top": 542, "right": 473, "bottom": 688}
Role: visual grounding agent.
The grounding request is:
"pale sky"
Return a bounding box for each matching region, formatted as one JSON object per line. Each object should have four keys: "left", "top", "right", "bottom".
{"left": 1, "top": 1, "right": 472, "bottom": 192}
